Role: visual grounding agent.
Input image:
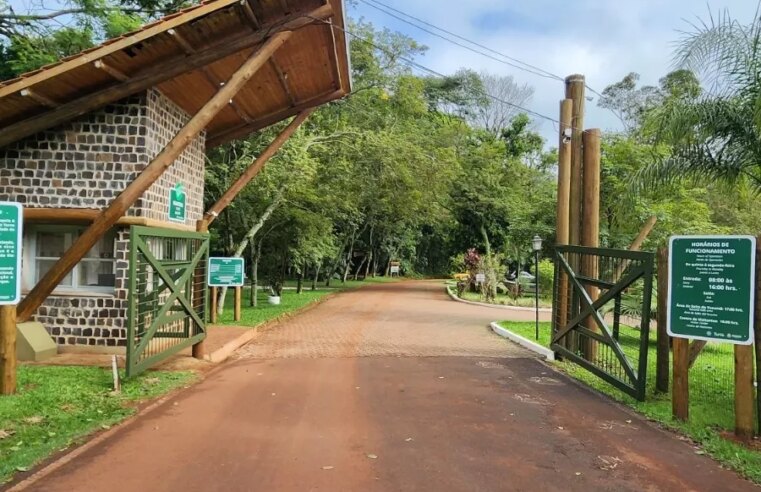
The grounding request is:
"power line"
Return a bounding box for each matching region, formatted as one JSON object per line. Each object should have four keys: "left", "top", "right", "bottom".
{"left": 356, "top": 0, "right": 606, "bottom": 99}
{"left": 310, "top": 16, "right": 570, "bottom": 129}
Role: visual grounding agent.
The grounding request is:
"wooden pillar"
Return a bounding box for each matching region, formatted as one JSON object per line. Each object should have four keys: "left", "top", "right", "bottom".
{"left": 735, "top": 344, "right": 754, "bottom": 441}
{"left": 555, "top": 99, "right": 573, "bottom": 344}
{"left": 565, "top": 75, "right": 585, "bottom": 247}
{"left": 234, "top": 286, "right": 242, "bottom": 322}
{"left": 672, "top": 337, "right": 689, "bottom": 421}
{"left": 581, "top": 129, "right": 600, "bottom": 361}
{"left": 210, "top": 287, "right": 218, "bottom": 324}
{"left": 192, "top": 218, "right": 210, "bottom": 360}
{"left": 755, "top": 235, "right": 761, "bottom": 434}
{"left": 655, "top": 246, "right": 670, "bottom": 393}
{"left": 16, "top": 31, "right": 292, "bottom": 323}
{"left": 204, "top": 109, "right": 314, "bottom": 225}
{"left": 0, "top": 306, "right": 17, "bottom": 395}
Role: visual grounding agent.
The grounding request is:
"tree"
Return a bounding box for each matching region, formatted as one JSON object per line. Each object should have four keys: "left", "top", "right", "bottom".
{"left": 468, "top": 71, "right": 533, "bottom": 136}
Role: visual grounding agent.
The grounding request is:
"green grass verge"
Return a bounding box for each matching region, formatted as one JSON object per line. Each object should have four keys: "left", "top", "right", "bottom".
{"left": 215, "top": 276, "right": 399, "bottom": 327}
{"left": 446, "top": 283, "right": 552, "bottom": 308}
{"left": 497, "top": 320, "right": 761, "bottom": 484}
{"left": 0, "top": 366, "right": 195, "bottom": 484}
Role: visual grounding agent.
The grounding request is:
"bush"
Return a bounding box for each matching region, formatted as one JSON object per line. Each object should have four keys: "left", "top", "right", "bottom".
{"left": 532, "top": 258, "right": 554, "bottom": 296}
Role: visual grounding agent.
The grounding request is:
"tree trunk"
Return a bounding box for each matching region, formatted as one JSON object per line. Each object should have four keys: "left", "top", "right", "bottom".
{"left": 363, "top": 225, "right": 374, "bottom": 279}
{"left": 312, "top": 263, "right": 321, "bottom": 290}
{"left": 326, "top": 234, "right": 352, "bottom": 287}
{"left": 250, "top": 240, "right": 261, "bottom": 307}
{"left": 342, "top": 230, "right": 358, "bottom": 284}
{"left": 219, "top": 193, "right": 283, "bottom": 314}
{"left": 354, "top": 255, "right": 368, "bottom": 281}
{"left": 297, "top": 263, "right": 304, "bottom": 294}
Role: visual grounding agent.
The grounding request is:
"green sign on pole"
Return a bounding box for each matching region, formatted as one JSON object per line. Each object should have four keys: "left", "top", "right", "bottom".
{"left": 667, "top": 235, "right": 756, "bottom": 345}
{"left": 0, "top": 202, "right": 23, "bottom": 305}
{"left": 168, "top": 183, "right": 186, "bottom": 223}
{"left": 208, "top": 257, "right": 245, "bottom": 287}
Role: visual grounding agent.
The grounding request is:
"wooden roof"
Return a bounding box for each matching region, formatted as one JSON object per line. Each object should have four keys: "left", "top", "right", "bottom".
{"left": 0, "top": 0, "right": 351, "bottom": 149}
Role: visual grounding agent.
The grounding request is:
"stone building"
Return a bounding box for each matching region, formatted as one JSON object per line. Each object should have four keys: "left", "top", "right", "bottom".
{"left": 0, "top": 89, "right": 205, "bottom": 350}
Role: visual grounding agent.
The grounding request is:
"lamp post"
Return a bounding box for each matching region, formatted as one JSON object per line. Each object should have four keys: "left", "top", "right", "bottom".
{"left": 532, "top": 235, "right": 543, "bottom": 341}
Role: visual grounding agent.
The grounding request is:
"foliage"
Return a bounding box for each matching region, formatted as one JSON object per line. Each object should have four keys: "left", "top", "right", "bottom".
{"left": 532, "top": 258, "right": 554, "bottom": 295}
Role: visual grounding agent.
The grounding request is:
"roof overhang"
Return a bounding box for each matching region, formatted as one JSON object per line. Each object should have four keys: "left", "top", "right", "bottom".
{"left": 0, "top": 0, "right": 352, "bottom": 149}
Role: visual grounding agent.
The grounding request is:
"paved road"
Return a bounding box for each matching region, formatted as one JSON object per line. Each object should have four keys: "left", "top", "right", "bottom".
{"left": 12, "top": 281, "right": 754, "bottom": 491}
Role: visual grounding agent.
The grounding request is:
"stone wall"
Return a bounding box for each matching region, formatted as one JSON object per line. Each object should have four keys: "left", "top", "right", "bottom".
{"left": 0, "top": 89, "right": 206, "bottom": 348}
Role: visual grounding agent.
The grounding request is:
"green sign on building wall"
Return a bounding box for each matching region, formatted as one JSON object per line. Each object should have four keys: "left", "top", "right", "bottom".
{"left": 667, "top": 235, "right": 756, "bottom": 345}
{"left": 208, "top": 257, "right": 245, "bottom": 287}
{"left": 0, "top": 202, "right": 23, "bottom": 305}
{"left": 168, "top": 183, "right": 186, "bottom": 223}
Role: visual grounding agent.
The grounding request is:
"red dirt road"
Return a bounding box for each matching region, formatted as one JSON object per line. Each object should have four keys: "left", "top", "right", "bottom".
{"left": 10, "top": 281, "right": 755, "bottom": 491}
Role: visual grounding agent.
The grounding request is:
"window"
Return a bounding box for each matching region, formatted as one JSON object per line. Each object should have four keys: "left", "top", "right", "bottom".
{"left": 24, "top": 226, "right": 117, "bottom": 294}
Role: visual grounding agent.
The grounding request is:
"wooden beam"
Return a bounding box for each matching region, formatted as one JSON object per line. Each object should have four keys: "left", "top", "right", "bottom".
{"left": 93, "top": 60, "right": 128, "bottom": 81}
{"left": 556, "top": 98, "right": 573, "bottom": 347}
{"left": 0, "top": 0, "right": 244, "bottom": 99}
{"left": 278, "top": 0, "right": 290, "bottom": 14}
{"left": 581, "top": 128, "right": 601, "bottom": 361}
{"left": 0, "top": 4, "right": 333, "bottom": 149}
{"left": 0, "top": 306, "right": 16, "bottom": 395}
{"left": 655, "top": 246, "right": 669, "bottom": 393}
{"left": 207, "top": 89, "right": 343, "bottom": 147}
{"left": 327, "top": 20, "right": 343, "bottom": 91}
{"left": 565, "top": 74, "right": 585, "bottom": 247}
{"left": 17, "top": 32, "right": 293, "bottom": 323}
{"left": 20, "top": 89, "right": 59, "bottom": 108}
{"left": 735, "top": 344, "right": 754, "bottom": 441}
{"left": 672, "top": 336, "right": 689, "bottom": 421}
{"left": 205, "top": 109, "right": 314, "bottom": 224}
{"left": 270, "top": 58, "right": 297, "bottom": 106}
{"left": 23, "top": 208, "right": 196, "bottom": 231}
{"left": 238, "top": 0, "right": 261, "bottom": 29}
{"left": 614, "top": 215, "right": 657, "bottom": 280}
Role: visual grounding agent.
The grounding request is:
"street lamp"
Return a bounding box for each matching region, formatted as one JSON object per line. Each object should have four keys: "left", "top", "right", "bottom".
{"left": 532, "top": 235, "right": 543, "bottom": 341}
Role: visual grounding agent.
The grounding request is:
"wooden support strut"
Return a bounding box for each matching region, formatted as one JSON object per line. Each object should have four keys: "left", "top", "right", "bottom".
{"left": 204, "top": 108, "right": 314, "bottom": 224}
{"left": 17, "top": 32, "right": 293, "bottom": 323}
{"left": 0, "top": 4, "right": 333, "bottom": 149}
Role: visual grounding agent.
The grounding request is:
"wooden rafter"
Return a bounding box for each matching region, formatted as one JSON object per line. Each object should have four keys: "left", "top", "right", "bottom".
{"left": 279, "top": 0, "right": 290, "bottom": 14}
{"left": 0, "top": 4, "right": 334, "bottom": 149}
{"left": 16, "top": 31, "right": 293, "bottom": 323}
{"left": 326, "top": 20, "right": 342, "bottom": 91}
{"left": 205, "top": 108, "right": 314, "bottom": 224}
{"left": 207, "top": 88, "right": 343, "bottom": 147}
{"left": 20, "top": 89, "right": 59, "bottom": 108}
{"left": 238, "top": 0, "right": 260, "bottom": 29}
{"left": 270, "top": 58, "right": 296, "bottom": 106}
{"left": 93, "top": 60, "right": 128, "bottom": 81}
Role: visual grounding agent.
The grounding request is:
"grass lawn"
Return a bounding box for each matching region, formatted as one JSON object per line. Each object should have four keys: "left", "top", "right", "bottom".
{"left": 0, "top": 366, "right": 195, "bottom": 484}
{"left": 445, "top": 282, "right": 552, "bottom": 308}
{"left": 215, "top": 276, "right": 399, "bottom": 327}
{"left": 498, "top": 320, "right": 761, "bottom": 484}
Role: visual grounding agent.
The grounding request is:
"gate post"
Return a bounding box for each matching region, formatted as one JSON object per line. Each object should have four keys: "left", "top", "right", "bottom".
{"left": 735, "top": 344, "right": 754, "bottom": 440}
{"left": 192, "top": 218, "right": 210, "bottom": 359}
{"left": 672, "top": 337, "right": 689, "bottom": 421}
{"left": 656, "top": 247, "right": 670, "bottom": 393}
{"left": 0, "top": 306, "right": 17, "bottom": 395}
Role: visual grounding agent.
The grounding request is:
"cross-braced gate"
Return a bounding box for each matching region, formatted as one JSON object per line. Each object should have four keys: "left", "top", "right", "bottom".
{"left": 126, "top": 226, "right": 209, "bottom": 377}
{"left": 552, "top": 245, "right": 654, "bottom": 401}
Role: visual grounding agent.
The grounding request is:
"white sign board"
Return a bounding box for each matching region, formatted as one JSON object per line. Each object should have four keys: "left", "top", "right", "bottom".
{"left": 390, "top": 265, "right": 400, "bottom": 274}
{"left": 476, "top": 273, "right": 485, "bottom": 283}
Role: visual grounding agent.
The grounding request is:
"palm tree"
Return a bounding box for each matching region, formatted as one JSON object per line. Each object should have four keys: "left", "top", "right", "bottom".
{"left": 640, "top": 3, "right": 761, "bottom": 191}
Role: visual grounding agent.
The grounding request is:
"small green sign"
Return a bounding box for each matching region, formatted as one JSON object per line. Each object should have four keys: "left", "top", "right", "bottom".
{"left": 208, "top": 257, "right": 245, "bottom": 287}
{"left": 668, "top": 235, "right": 756, "bottom": 345}
{"left": 0, "top": 202, "right": 23, "bottom": 305}
{"left": 168, "top": 183, "right": 186, "bottom": 223}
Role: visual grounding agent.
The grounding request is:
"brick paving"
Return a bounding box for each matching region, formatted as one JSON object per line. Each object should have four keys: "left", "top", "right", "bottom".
{"left": 234, "top": 280, "right": 542, "bottom": 359}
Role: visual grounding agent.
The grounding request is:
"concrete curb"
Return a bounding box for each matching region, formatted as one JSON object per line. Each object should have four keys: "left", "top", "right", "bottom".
{"left": 489, "top": 321, "right": 555, "bottom": 361}
{"left": 445, "top": 284, "right": 553, "bottom": 313}
{"left": 205, "top": 329, "right": 259, "bottom": 363}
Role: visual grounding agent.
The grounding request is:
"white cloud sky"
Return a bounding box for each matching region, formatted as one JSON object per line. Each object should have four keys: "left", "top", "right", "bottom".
{"left": 350, "top": 0, "right": 759, "bottom": 144}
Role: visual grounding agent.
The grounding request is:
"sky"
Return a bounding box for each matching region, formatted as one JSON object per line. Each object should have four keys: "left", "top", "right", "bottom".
{"left": 348, "top": 0, "right": 759, "bottom": 143}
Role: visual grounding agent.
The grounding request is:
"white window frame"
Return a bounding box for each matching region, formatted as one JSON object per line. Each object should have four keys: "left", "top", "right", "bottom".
{"left": 22, "top": 225, "right": 117, "bottom": 296}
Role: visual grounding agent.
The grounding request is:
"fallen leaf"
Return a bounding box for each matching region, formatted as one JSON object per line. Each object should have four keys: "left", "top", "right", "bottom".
{"left": 271, "top": 393, "right": 276, "bottom": 396}
{"left": 438, "top": 376, "right": 445, "bottom": 379}
{"left": 322, "top": 466, "right": 334, "bottom": 470}
{"left": 24, "top": 416, "right": 44, "bottom": 425}
{"left": 0, "top": 429, "right": 14, "bottom": 439}
{"left": 367, "top": 454, "right": 378, "bottom": 459}
{"left": 596, "top": 455, "right": 622, "bottom": 471}
{"left": 694, "top": 450, "right": 705, "bottom": 455}
{"left": 15, "top": 467, "right": 29, "bottom": 472}
{"left": 625, "top": 420, "right": 632, "bottom": 424}
{"left": 144, "top": 377, "right": 160, "bottom": 385}
{"left": 405, "top": 437, "right": 413, "bottom": 442}
{"left": 575, "top": 472, "right": 582, "bottom": 476}
{"left": 557, "top": 426, "right": 564, "bottom": 430}
{"left": 101, "top": 425, "right": 111, "bottom": 430}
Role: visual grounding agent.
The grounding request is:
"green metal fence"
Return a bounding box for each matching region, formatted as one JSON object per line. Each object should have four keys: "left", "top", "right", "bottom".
{"left": 552, "top": 245, "right": 654, "bottom": 401}
{"left": 126, "top": 225, "right": 209, "bottom": 377}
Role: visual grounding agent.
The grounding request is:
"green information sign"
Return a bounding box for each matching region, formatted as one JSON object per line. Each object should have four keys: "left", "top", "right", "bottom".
{"left": 0, "top": 202, "right": 23, "bottom": 305}
{"left": 207, "top": 257, "right": 245, "bottom": 287}
{"left": 168, "top": 183, "right": 186, "bottom": 223}
{"left": 667, "top": 235, "right": 756, "bottom": 345}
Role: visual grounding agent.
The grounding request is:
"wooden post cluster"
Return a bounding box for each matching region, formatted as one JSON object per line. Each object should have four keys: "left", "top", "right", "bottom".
{"left": 555, "top": 99, "right": 573, "bottom": 341}
{"left": 0, "top": 306, "right": 17, "bottom": 395}
{"left": 580, "top": 129, "right": 601, "bottom": 360}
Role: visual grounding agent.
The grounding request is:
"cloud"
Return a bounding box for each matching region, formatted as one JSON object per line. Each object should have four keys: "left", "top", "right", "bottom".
{"left": 351, "top": 0, "right": 759, "bottom": 144}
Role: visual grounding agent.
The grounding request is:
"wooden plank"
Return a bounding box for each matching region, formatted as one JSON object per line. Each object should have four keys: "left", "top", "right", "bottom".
{"left": 0, "top": 4, "right": 334, "bottom": 149}
{"left": 656, "top": 246, "right": 669, "bottom": 393}
{"left": 93, "top": 60, "right": 129, "bottom": 81}
{"left": 205, "top": 109, "right": 313, "bottom": 223}
{"left": 234, "top": 286, "right": 242, "bottom": 321}
{"left": 239, "top": 0, "right": 261, "bottom": 29}
{"left": 755, "top": 235, "right": 761, "bottom": 435}
{"left": 0, "top": 306, "right": 16, "bottom": 395}
{"left": 270, "top": 58, "right": 297, "bottom": 106}
{"left": 16, "top": 32, "right": 293, "bottom": 323}
{"left": 20, "top": 89, "right": 59, "bottom": 107}
{"left": 735, "top": 344, "right": 754, "bottom": 440}
{"left": 207, "top": 88, "right": 342, "bottom": 146}
{"left": 326, "top": 20, "right": 342, "bottom": 91}
{"left": 23, "top": 208, "right": 196, "bottom": 231}
{"left": 672, "top": 336, "right": 689, "bottom": 421}
{"left": 210, "top": 287, "right": 218, "bottom": 324}
{"left": 0, "top": 0, "right": 244, "bottom": 99}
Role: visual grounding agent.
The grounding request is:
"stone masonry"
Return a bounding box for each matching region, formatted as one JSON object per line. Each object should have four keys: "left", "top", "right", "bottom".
{"left": 0, "top": 89, "right": 205, "bottom": 349}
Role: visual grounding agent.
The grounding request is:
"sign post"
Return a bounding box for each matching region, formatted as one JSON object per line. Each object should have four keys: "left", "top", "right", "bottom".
{"left": 168, "top": 183, "right": 187, "bottom": 223}
{"left": 667, "top": 235, "right": 756, "bottom": 438}
{"left": 208, "top": 257, "right": 245, "bottom": 322}
{"left": 0, "top": 202, "right": 22, "bottom": 395}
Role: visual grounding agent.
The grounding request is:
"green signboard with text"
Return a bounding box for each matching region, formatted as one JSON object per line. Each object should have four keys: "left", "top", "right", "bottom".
{"left": 207, "top": 257, "right": 245, "bottom": 287}
{"left": 168, "top": 183, "right": 186, "bottom": 223}
{"left": 0, "top": 202, "right": 23, "bottom": 305}
{"left": 667, "top": 235, "right": 756, "bottom": 345}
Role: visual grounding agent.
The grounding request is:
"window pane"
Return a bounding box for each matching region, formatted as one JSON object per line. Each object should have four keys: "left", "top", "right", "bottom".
{"left": 36, "top": 260, "right": 72, "bottom": 286}
{"left": 83, "top": 230, "right": 116, "bottom": 259}
{"left": 36, "top": 232, "right": 67, "bottom": 258}
{"left": 78, "top": 260, "right": 115, "bottom": 287}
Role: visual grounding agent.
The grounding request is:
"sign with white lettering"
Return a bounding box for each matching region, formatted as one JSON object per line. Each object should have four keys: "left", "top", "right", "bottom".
{"left": 667, "top": 235, "right": 756, "bottom": 344}
{"left": 168, "top": 183, "right": 186, "bottom": 223}
{"left": 208, "top": 257, "right": 244, "bottom": 287}
{"left": 0, "top": 202, "right": 22, "bottom": 305}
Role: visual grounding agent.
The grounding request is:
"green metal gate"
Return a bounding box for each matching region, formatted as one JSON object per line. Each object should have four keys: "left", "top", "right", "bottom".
{"left": 552, "top": 245, "right": 654, "bottom": 401}
{"left": 126, "top": 225, "right": 209, "bottom": 377}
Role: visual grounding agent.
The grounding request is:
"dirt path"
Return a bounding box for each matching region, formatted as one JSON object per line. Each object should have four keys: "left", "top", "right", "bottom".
{"left": 9, "top": 280, "right": 754, "bottom": 491}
